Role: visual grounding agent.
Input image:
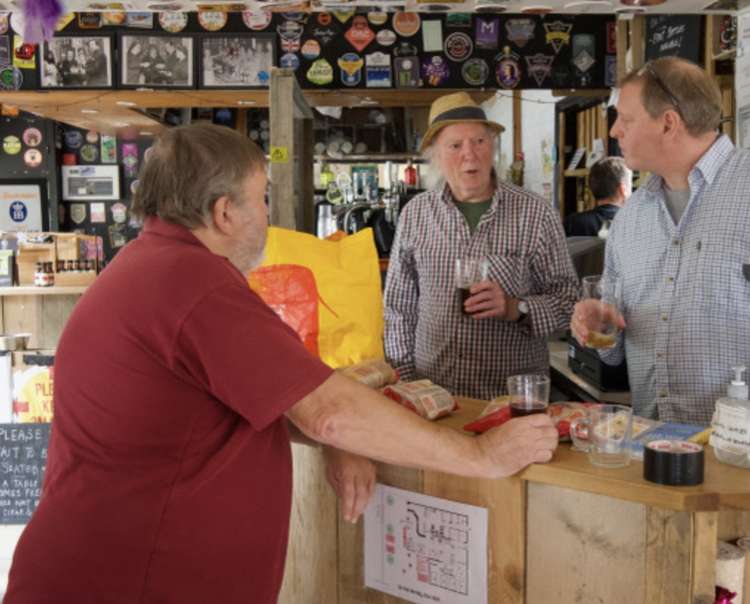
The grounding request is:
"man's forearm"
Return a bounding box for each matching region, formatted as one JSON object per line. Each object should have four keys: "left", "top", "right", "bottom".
{"left": 287, "top": 373, "right": 486, "bottom": 478}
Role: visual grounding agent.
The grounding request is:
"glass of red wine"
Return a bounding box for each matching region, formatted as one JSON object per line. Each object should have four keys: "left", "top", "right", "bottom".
{"left": 507, "top": 374, "right": 550, "bottom": 418}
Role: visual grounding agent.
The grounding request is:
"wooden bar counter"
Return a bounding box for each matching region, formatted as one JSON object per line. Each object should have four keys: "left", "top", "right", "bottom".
{"left": 279, "top": 398, "right": 750, "bottom": 604}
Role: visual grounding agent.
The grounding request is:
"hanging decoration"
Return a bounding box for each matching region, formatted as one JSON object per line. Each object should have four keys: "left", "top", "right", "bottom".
{"left": 21, "top": 0, "right": 63, "bottom": 43}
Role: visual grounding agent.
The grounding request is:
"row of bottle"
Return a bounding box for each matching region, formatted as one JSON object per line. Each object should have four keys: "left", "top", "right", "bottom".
{"left": 34, "top": 260, "right": 97, "bottom": 287}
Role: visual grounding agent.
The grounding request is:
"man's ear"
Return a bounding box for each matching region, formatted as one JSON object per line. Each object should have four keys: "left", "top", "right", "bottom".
{"left": 662, "top": 109, "right": 681, "bottom": 136}
{"left": 211, "top": 195, "right": 234, "bottom": 236}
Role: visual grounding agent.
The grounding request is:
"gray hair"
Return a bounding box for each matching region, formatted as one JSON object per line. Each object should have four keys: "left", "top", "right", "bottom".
{"left": 131, "top": 123, "right": 267, "bottom": 229}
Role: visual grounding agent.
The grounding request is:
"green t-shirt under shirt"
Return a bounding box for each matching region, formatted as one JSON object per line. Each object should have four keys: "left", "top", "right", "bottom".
{"left": 453, "top": 199, "right": 492, "bottom": 234}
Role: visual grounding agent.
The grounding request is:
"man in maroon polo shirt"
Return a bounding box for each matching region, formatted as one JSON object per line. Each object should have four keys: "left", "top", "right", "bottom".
{"left": 5, "top": 124, "right": 558, "bottom": 604}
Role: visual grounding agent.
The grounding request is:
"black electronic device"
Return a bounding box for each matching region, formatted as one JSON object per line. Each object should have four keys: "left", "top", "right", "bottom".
{"left": 567, "top": 335, "right": 629, "bottom": 392}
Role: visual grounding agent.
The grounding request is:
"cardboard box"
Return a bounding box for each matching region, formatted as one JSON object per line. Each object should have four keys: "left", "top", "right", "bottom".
{"left": 16, "top": 237, "right": 56, "bottom": 286}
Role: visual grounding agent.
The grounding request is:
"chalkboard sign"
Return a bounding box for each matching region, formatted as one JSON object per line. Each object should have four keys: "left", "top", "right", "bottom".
{"left": 0, "top": 423, "right": 49, "bottom": 524}
{"left": 645, "top": 15, "right": 704, "bottom": 65}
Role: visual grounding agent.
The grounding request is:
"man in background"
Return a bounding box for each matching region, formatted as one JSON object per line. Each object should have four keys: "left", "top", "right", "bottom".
{"left": 564, "top": 156, "right": 632, "bottom": 238}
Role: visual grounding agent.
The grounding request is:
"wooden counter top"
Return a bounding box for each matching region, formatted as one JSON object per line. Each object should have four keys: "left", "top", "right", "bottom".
{"left": 448, "top": 398, "right": 749, "bottom": 513}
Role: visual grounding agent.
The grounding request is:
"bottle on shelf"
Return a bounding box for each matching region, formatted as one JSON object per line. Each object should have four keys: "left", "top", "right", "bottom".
{"left": 319, "top": 162, "right": 335, "bottom": 189}
{"left": 404, "top": 160, "right": 418, "bottom": 189}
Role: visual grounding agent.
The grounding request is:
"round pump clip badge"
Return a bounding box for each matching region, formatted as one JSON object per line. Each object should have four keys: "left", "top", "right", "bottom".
{"left": 280, "top": 52, "right": 300, "bottom": 71}
{"left": 3, "top": 135, "right": 21, "bottom": 155}
{"left": 462, "top": 58, "right": 489, "bottom": 86}
{"left": 22, "top": 127, "right": 42, "bottom": 147}
{"left": 301, "top": 39, "right": 321, "bottom": 60}
{"left": 159, "top": 11, "right": 188, "bottom": 33}
{"left": 444, "top": 32, "right": 473, "bottom": 62}
{"left": 242, "top": 9, "right": 271, "bottom": 31}
{"left": 24, "top": 148, "right": 42, "bottom": 168}
{"left": 198, "top": 11, "right": 227, "bottom": 31}
{"left": 111, "top": 202, "right": 128, "bottom": 224}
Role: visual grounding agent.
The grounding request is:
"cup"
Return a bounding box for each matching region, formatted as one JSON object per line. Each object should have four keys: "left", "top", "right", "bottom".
{"left": 570, "top": 404, "right": 633, "bottom": 468}
{"left": 506, "top": 374, "right": 550, "bottom": 418}
{"left": 454, "top": 257, "right": 489, "bottom": 315}
{"left": 581, "top": 275, "right": 622, "bottom": 349}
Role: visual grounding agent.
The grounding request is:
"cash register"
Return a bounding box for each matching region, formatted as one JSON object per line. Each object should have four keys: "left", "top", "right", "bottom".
{"left": 565, "top": 236, "right": 629, "bottom": 392}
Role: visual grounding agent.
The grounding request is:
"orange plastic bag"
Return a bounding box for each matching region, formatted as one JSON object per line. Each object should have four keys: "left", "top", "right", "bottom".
{"left": 248, "top": 264, "right": 320, "bottom": 357}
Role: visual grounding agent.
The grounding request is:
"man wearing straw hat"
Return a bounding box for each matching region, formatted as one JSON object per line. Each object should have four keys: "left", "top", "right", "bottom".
{"left": 385, "top": 92, "right": 579, "bottom": 400}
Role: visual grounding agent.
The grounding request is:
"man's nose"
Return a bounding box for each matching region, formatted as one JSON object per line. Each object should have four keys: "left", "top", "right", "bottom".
{"left": 460, "top": 141, "right": 478, "bottom": 158}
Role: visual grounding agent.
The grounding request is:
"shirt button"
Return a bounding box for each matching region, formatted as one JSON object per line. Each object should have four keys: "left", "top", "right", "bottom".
{"left": 658, "top": 390, "right": 668, "bottom": 398}
{"left": 661, "top": 314, "right": 668, "bottom": 321}
{"left": 656, "top": 353, "right": 664, "bottom": 359}
{"left": 672, "top": 239, "right": 680, "bottom": 246}
{"left": 666, "top": 277, "right": 674, "bottom": 283}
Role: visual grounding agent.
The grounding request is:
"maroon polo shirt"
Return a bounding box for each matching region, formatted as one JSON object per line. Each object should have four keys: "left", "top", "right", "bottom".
{"left": 5, "top": 217, "right": 333, "bottom": 604}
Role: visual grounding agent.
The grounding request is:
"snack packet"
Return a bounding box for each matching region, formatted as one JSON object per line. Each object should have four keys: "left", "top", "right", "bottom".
{"left": 338, "top": 359, "right": 399, "bottom": 389}
{"left": 383, "top": 380, "right": 457, "bottom": 420}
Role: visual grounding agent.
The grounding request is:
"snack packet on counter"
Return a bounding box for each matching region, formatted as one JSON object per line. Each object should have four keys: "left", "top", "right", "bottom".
{"left": 338, "top": 359, "right": 399, "bottom": 389}
{"left": 382, "top": 379, "right": 457, "bottom": 420}
{"left": 463, "top": 400, "right": 601, "bottom": 440}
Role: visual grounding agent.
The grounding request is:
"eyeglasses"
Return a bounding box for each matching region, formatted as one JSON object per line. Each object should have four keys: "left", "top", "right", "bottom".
{"left": 641, "top": 63, "right": 684, "bottom": 120}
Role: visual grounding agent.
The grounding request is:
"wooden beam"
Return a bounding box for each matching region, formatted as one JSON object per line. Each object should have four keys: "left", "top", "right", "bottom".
{"left": 512, "top": 90, "right": 522, "bottom": 161}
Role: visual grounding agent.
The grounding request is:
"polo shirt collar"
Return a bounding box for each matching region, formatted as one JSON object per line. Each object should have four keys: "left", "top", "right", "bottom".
{"left": 142, "top": 216, "right": 205, "bottom": 247}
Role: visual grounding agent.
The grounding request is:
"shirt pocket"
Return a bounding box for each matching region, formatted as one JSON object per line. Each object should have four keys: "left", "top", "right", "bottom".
{"left": 485, "top": 254, "right": 531, "bottom": 297}
{"left": 697, "top": 234, "right": 750, "bottom": 319}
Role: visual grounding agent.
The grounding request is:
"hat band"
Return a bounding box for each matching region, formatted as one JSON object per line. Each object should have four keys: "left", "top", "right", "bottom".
{"left": 432, "top": 106, "right": 488, "bottom": 125}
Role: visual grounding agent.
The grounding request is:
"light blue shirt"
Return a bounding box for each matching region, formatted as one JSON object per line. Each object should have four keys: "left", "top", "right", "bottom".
{"left": 601, "top": 135, "right": 750, "bottom": 425}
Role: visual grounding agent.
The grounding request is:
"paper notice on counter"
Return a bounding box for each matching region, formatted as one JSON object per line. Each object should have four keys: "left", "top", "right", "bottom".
{"left": 364, "top": 484, "right": 488, "bottom": 604}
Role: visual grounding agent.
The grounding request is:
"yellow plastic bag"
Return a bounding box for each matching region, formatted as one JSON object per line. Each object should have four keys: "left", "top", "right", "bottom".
{"left": 248, "top": 226, "right": 384, "bottom": 369}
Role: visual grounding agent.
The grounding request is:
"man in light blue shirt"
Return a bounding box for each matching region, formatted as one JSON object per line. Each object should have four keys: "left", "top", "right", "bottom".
{"left": 571, "top": 57, "right": 750, "bottom": 425}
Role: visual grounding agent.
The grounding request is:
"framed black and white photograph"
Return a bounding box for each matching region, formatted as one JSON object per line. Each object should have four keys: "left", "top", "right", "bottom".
{"left": 199, "top": 34, "right": 274, "bottom": 89}
{"left": 119, "top": 34, "right": 194, "bottom": 88}
{"left": 40, "top": 35, "right": 113, "bottom": 89}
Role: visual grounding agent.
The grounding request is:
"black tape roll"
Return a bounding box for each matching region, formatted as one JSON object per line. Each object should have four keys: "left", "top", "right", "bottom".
{"left": 643, "top": 440, "right": 705, "bottom": 486}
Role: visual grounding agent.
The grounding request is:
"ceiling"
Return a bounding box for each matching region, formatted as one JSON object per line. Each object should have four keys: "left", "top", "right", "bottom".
{"left": 0, "top": 0, "right": 739, "bottom": 132}
{"left": 0, "top": 0, "right": 741, "bottom": 13}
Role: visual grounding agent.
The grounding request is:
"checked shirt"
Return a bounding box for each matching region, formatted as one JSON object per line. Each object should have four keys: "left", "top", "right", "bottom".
{"left": 384, "top": 181, "right": 579, "bottom": 401}
{"left": 601, "top": 135, "right": 750, "bottom": 425}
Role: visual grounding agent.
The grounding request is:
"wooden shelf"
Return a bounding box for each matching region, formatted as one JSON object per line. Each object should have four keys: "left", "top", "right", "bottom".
{"left": 564, "top": 169, "right": 590, "bottom": 177}
{"left": 0, "top": 286, "right": 88, "bottom": 296}
{"left": 314, "top": 154, "right": 427, "bottom": 163}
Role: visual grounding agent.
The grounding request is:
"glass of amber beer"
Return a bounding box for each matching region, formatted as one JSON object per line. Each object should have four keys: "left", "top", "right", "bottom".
{"left": 581, "top": 275, "right": 622, "bottom": 350}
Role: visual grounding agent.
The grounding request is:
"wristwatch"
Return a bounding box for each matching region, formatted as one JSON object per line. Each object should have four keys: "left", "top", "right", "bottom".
{"left": 516, "top": 299, "right": 529, "bottom": 323}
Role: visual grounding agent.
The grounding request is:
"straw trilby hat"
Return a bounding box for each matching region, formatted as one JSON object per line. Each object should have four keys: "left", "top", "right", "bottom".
{"left": 419, "top": 91, "right": 505, "bottom": 152}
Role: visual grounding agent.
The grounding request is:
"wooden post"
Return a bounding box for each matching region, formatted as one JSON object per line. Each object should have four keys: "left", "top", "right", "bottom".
{"left": 557, "top": 111, "right": 566, "bottom": 218}
{"left": 269, "top": 68, "right": 314, "bottom": 231}
{"left": 616, "top": 20, "right": 628, "bottom": 81}
{"left": 631, "top": 15, "right": 646, "bottom": 71}
{"left": 235, "top": 108, "right": 247, "bottom": 137}
{"left": 512, "top": 90, "right": 522, "bottom": 162}
{"left": 704, "top": 16, "right": 716, "bottom": 78}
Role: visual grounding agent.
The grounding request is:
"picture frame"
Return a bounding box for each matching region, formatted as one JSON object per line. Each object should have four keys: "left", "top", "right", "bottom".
{"left": 198, "top": 33, "right": 274, "bottom": 89}
{"left": 118, "top": 33, "right": 194, "bottom": 89}
{"left": 39, "top": 34, "right": 114, "bottom": 89}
